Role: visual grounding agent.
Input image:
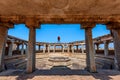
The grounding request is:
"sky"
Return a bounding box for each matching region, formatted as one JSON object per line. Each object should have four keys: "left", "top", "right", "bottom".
{"left": 8, "top": 24, "right": 110, "bottom": 43}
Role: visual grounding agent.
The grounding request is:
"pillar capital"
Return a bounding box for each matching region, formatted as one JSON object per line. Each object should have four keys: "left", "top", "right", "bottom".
{"left": 103, "top": 41, "right": 109, "bottom": 45}
{"left": 106, "top": 22, "right": 120, "bottom": 30}
{"left": 25, "top": 18, "right": 40, "bottom": 28}
{"left": 81, "top": 23, "right": 96, "bottom": 29}
{"left": 95, "top": 43, "right": 99, "bottom": 45}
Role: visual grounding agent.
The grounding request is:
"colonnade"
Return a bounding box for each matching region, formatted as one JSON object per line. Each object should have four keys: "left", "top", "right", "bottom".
{"left": 36, "top": 43, "right": 85, "bottom": 53}
{"left": 0, "top": 22, "right": 120, "bottom": 73}
{"left": 6, "top": 38, "right": 28, "bottom": 56}
{"left": 94, "top": 40, "right": 113, "bottom": 56}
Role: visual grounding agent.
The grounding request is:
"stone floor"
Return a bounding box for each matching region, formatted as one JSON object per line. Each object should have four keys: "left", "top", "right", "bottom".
{"left": 0, "top": 69, "right": 120, "bottom": 80}
{"left": 0, "top": 53, "right": 119, "bottom": 80}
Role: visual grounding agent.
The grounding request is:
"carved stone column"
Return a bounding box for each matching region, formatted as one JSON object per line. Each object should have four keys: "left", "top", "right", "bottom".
{"left": 48, "top": 44, "right": 50, "bottom": 53}
{"left": 76, "top": 45, "right": 78, "bottom": 53}
{"left": 38, "top": 45, "right": 41, "bottom": 51}
{"left": 67, "top": 44, "right": 70, "bottom": 53}
{"left": 62, "top": 44, "right": 64, "bottom": 53}
{"left": 26, "top": 19, "right": 40, "bottom": 73}
{"left": 107, "top": 23, "right": 120, "bottom": 70}
{"left": 81, "top": 44, "right": 84, "bottom": 54}
{"left": 8, "top": 40, "right": 14, "bottom": 56}
{"left": 69, "top": 45, "right": 72, "bottom": 52}
{"left": 26, "top": 26, "right": 36, "bottom": 73}
{"left": 43, "top": 44, "right": 46, "bottom": 53}
{"left": 81, "top": 23, "right": 96, "bottom": 72}
{"left": 0, "top": 23, "right": 13, "bottom": 72}
{"left": 53, "top": 45, "right": 55, "bottom": 53}
{"left": 25, "top": 43, "right": 28, "bottom": 55}
{"left": 16, "top": 43, "right": 20, "bottom": 51}
{"left": 96, "top": 43, "right": 100, "bottom": 50}
{"left": 72, "top": 45, "right": 74, "bottom": 53}
{"left": 46, "top": 45, "right": 48, "bottom": 52}
{"left": 104, "top": 41, "right": 109, "bottom": 56}
{"left": 21, "top": 42, "right": 24, "bottom": 55}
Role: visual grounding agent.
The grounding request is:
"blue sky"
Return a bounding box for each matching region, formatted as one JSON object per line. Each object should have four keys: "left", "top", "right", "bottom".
{"left": 8, "top": 24, "right": 110, "bottom": 43}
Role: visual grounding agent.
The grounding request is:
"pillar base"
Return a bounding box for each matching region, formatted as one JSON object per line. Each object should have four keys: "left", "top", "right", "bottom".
{"left": 26, "top": 69, "right": 36, "bottom": 74}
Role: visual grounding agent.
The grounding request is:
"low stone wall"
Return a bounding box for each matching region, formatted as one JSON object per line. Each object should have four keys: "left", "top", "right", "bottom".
{"left": 4, "top": 55, "right": 27, "bottom": 69}
{"left": 3, "top": 52, "right": 115, "bottom": 70}
{"left": 96, "top": 50, "right": 114, "bottom": 55}
{"left": 95, "top": 55, "right": 114, "bottom": 69}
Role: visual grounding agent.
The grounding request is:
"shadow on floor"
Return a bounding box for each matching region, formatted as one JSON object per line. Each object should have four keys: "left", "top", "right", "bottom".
{"left": 0, "top": 66, "right": 120, "bottom": 80}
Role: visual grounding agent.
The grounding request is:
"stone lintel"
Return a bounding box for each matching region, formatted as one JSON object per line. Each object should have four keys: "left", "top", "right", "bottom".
{"left": 0, "top": 15, "right": 120, "bottom": 24}
{"left": 0, "top": 23, "right": 14, "bottom": 28}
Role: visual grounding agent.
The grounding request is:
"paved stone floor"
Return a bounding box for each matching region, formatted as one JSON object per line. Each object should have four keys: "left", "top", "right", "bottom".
{"left": 0, "top": 69, "right": 120, "bottom": 80}
{"left": 0, "top": 53, "right": 120, "bottom": 80}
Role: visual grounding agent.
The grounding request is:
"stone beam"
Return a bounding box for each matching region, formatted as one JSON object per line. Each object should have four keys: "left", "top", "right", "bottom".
{"left": 104, "top": 41, "right": 109, "bottom": 56}
{"left": 0, "top": 23, "right": 14, "bottom": 28}
{"left": 0, "top": 15, "right": 120, "bottom": 24}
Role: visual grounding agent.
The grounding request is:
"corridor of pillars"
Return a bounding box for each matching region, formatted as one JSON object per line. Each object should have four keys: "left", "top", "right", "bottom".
{"left": 36, "top": 44, "right": 85, "bottom": 53}
{"left": 0, "top": 23, "right": 120, "bottom": 73}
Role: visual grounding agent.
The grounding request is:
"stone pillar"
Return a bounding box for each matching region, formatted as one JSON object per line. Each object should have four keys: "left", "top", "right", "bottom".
{"left": 62, "top": 45, "right": 64, "bottom": 53}
{"left": 112, "top": 29, "right": 120, "bottom": 70}
{"left": 48, "top": 44, "right": 50, "bottom": 53}
{"left": 8, "top": 40, "right": 14, "bottom": 56}
{"left": 104, "top": 41, "right": 109, "bottom": 56}
{"left": 25, "top": 43, "right": 28, "bottom": 55}
{"left": 96, "top": 43, "right": 99, "bottom": 50}
{"left": 16, "top": 43, "right": 20, "bottom": 51}
{"left": 67, "top": 44, "right": 70, "bottom": 53}
{"left": 72, "top": 45, "right": 74, "bottom": 53}
{"left": 53, "top": 45, "right": 55, "bottom": 53}
{"left": 76, "top": 45, "right": 78, "bottom": 53}
{"left": 46, "top": 45, "right": 48, "bottom": 51}
{"left": 81, "top": 23, "right": 96, "bottom": 72}
{"left": 26, "top": 27, "right": 36, "bottom": 73}
{"left": 43, "top": 44, "right": 46, "bottom": 53}
{"left": 69, "top": 45, "right": 72, "bottom": 52}
{"left": 107, "top": 23, "right": 120, "bottom": 70}
{"left": 85, "top": 28, "right": 96, "bottom": 72}
{"left": 21, "top": 42, "right": 24, "bottom": 55}
{"left": 38, "top": 45, "right": 41, "bottom": 51}
{"left": 0, "top": 26, "right": 8, "bottom": 72}
{"left": 81, "top": 44, "right": 84, "bottom": 54}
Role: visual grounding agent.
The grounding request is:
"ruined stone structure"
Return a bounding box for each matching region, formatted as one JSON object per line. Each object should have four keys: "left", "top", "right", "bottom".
{"left": 0, "top": 0, "right": 120, "bottom": 73}
{"left": 1, "top": 34, "right": 115, "bottom": 73}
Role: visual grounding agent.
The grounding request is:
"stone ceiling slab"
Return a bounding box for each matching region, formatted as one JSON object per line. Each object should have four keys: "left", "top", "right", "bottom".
{"left": 0, "top": 0, "right": 120, "bottom": 15}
